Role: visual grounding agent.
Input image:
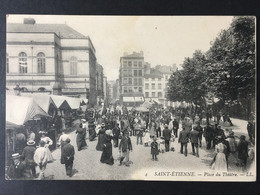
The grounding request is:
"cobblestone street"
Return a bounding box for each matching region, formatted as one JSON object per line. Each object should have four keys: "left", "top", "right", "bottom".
{"left": 40, "top": 118, "right": 255, "bottom": 180}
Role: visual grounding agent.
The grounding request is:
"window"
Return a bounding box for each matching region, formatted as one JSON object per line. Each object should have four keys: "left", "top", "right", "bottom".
{"left": 134, "top": 70, "right": 138, "bottom": 76}
{"left": 158, "top": 92, "right": 162, "bottom": 98}
{"left": 123, "top": 70, "right": 127, "bottom": 76}
{"left": 128, "top": 61, "right": 132, "bottom": 67}
{"left": 158, "top": 78, "right": 161, "bottom": 81}
{"left": 152, "top": 83, "right": 155, "bottom": 89}
{"left": 70, "top": 56, "right": 77, "bottom": 75}
{"left": 123, "top": 87, "right": 127, "bottom": 93}
{"left": 145, "top": 83, "right": 149, "bottom": 89}
{"left": 145, "top": 92, "right": 149, "bottom": 97}
{"left": 165, "top": 75, "right": 168, "bottom": 80}
{"left": 128, "top": 87, "right": 133, "bottom": 93}
{"left": 19, "top": 52, "right": 28, "bottom": 73}
{"left": 134, "top": 78, "right": 138, "bottom": 85}
{"left": 128, "top": 78, "right": 132, "bottom": 84}
{"left": 123, "top": 78, "right": 128, "bottom": 84}
{"left": 37, "top": 52, "right": 46, "bottom": 73}
{"left": 138, "top": 61, "right": 142, "bottom": 67}
{"left": 139, "top": 87, "right": 142, "bottom": 93}
{"left": 138, "top": 70, "right": 142, "bottom": 76}
{"left": 123, "top": 61, "right": 127, "bottom": 68}
{"left": 139, "top": 78, "right": 142, "bottom": 85}
{"left": 6, "top": 53, "right": 9, "bottom": 73}
{"left": 152, "top": 92, "right": 155, "bottom": 97}
{"left": 134, "top": 61, "right": 137, "bottom": 67}
{"left": 145, "top": 78, "right": 149, "bottom": 81}
{"left": 128, "top": 70, "right": 132, "bottom": 76}
{"left": 158, "top": 83, "right": 162, "bottom": 89}
{"left": 151, "top": 78, "right": 155, "bottom": 81}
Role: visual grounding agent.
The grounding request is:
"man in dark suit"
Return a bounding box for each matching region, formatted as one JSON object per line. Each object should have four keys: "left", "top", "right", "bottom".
{"left": 204, "top": 124, "right": 214, "bottom": 149}
{"left": 178, "top": 128, "right": 190, "bottom": 156}
{"left": 193, "top": 121, "right": 203, "bottom": 147}
{"left": 21, "top": 140, "right": 36, "bottom": 178}
{"left": 163, "top": 124, "right": 171, "bottom": 152}
{"left": 190, "top": 127, "right": 200, "bottom": 157}
{"left": 172, "top": 118, "right": 179, "bottom": 138}
{"left": 61, "top": 138, "right": 75, "bottom": 177}
{"left": 119, "top": 131, "right": 133, "bottom": 167}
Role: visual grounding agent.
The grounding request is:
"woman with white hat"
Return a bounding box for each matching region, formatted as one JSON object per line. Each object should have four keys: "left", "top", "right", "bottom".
{"left": 39, "top": 131, "right": 54, "bottom": 162}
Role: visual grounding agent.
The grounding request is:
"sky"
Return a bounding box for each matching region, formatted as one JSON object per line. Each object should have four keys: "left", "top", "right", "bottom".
{"left": 7, "top": 15, "right": 233, "bottom": 81}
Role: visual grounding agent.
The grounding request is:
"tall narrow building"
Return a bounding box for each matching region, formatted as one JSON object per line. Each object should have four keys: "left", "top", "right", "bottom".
{"left": 119, "top": 51, "right": 145, "bottom": 106}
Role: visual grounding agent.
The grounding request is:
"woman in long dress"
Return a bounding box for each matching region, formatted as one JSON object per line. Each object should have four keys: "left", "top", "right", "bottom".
{"left": 211, "top": 138, "right": 228, "bottom": 171}
{"left": 96, "top": 124, "right": 106, "bottom": 151}
{"left": 40, "top": 131, "right": 54, "bottom": 162}
{"left": 76, "top": 123, "right": 87, "bottom": 151}
{"left": 100, "top": 130, "right": 114, "bottom": 165}
{"left": 149, "top": 120, "right": 156, "bottom": 138}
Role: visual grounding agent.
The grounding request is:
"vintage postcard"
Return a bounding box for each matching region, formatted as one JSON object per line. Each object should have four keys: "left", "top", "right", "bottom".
{"left": 5, "top": 15, "right": 256, "bottom": 181}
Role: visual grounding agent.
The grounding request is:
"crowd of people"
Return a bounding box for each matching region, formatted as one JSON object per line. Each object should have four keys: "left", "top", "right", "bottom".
{"left": 6, "top": 104, "right": 255, "bottom": 180}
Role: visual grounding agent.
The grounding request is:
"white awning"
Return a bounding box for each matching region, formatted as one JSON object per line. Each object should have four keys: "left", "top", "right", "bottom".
{"left": 6, "top": 95, "right": 50, "bottom": 126}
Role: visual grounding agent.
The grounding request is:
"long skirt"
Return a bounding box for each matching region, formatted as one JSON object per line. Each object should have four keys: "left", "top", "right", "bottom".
{"left": 76, "top": 134, "right": 87, "bottom": 150}
{"left": 100, "top": 144, "right": 114, "bottom": 165}
{"left": 46, "top": 146, "right": 54, "bottom": 162}
{"left": 212, "top": 153, "right": 227, "bottom": 171}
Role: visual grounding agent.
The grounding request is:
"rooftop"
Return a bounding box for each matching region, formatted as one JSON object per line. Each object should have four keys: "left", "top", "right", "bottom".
{"left": 155, "top": 65, "right": 176, "bottom": 74}
{"left": 7, "top": 23, "right": 87, "bottom": 39}
{"left": 121, "top": 51, "right": 144, "bottom": 59}
{"left": 144, "top": 68, "right": 163, "bottom": 78}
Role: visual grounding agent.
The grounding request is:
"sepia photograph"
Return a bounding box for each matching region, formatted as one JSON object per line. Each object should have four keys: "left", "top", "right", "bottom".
{"left": 5, "top": 15, "right": 256, "bottom": 181}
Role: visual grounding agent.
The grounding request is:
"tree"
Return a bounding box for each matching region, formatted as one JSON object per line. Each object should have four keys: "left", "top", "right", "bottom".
{"left": 167, "top": 50, "right": 208, "bottom": 111}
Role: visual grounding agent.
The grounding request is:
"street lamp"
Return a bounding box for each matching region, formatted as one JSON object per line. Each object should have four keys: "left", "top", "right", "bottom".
{"left": 13, "top": 84, "right": 21, "bottom": 96}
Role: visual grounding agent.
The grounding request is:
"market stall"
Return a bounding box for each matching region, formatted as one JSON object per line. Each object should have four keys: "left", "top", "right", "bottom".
{"left": 6, "top": 95, "right": 50, "bottom": 164}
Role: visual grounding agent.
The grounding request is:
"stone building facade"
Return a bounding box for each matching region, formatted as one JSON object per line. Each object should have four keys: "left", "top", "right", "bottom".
{"left": 6, "top": 18, "right": 97, "bottom": 106}
{"left": 119, "top": 51, "right": 145, "bottom": 106}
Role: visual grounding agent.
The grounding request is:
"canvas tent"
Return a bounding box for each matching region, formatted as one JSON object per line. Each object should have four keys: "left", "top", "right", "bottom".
{"left": 50, "top": 95, "right": 71, "bottom": 110}
{"left": 6, "top": 95, "right": 50, "bottom": 127}
{"left": 22, "top": 94, "right": 58, "bottom": 115}
{"left": 63, "top": 96, "right": 81, "bottom": 110}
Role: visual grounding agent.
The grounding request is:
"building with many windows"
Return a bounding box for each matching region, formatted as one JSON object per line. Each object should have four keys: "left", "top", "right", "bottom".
{"left": 119, "top": 51, "right": 145, "bottom": 106}
{"left": 143, "top": 65, "right": 176, "bottom": 107}
{"left": 6, "top": 18, "right": 97, "bottom": 106}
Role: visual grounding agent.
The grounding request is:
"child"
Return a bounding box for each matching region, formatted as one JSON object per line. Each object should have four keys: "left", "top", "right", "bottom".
{"left": 170, "top": 135, "right": 175, "bottom": 152}
{"left": 143, "top": 129, "right": 151, "bottom": 147}
{"left": 158, "top": 137, "right": 165, "bottom": 153}
{"left": 151, "top": 137, "right": 159, "bottom": 161}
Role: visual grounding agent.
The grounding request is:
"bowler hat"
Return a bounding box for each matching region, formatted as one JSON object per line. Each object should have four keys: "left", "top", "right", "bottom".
{"left": 27, "top": 140, "right": 35, "bottom": 146}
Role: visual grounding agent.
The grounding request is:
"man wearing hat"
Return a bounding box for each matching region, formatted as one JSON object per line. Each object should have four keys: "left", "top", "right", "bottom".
{"left": 6, "top": 153, "right": 26, "bottom": 179}
{"left": 193, "top": 121, "right": 203, "bottom": 147}
{"left": 162, "top": 124, "right": 171, "bottom": 152}
{"left": 119, "top": 131, "right": 132, "bottom": 167}
{"left": 21, "top": 140, "right": 37, "bottom": 178}
{"left": 237, "top": 135, "right": 249, "bottom": 172}
{"left": 61, "top": 138, "right": 75, "bottom": 177}
{"left": 112, "top": 123, "right": 121, "bottom": 147}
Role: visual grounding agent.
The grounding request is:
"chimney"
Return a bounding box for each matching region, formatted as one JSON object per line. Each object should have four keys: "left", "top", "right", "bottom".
{"left": 24, "top": 18, "right": 36, "bottom": 24}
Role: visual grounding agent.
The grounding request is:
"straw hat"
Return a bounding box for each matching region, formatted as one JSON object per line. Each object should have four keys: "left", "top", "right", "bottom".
{"left": 11, "top": 153, "right": 20, "bottom": 159}
{"left": 101, "top": 123, "right": 105, "bottom": 127}
{"left": 27, "top": 140, "right": 35, "bottom": 146}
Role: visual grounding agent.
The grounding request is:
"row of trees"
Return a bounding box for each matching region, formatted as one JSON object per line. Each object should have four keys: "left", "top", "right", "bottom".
{"left": 167, "top": 16, "right": 255, "bottom": 119}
